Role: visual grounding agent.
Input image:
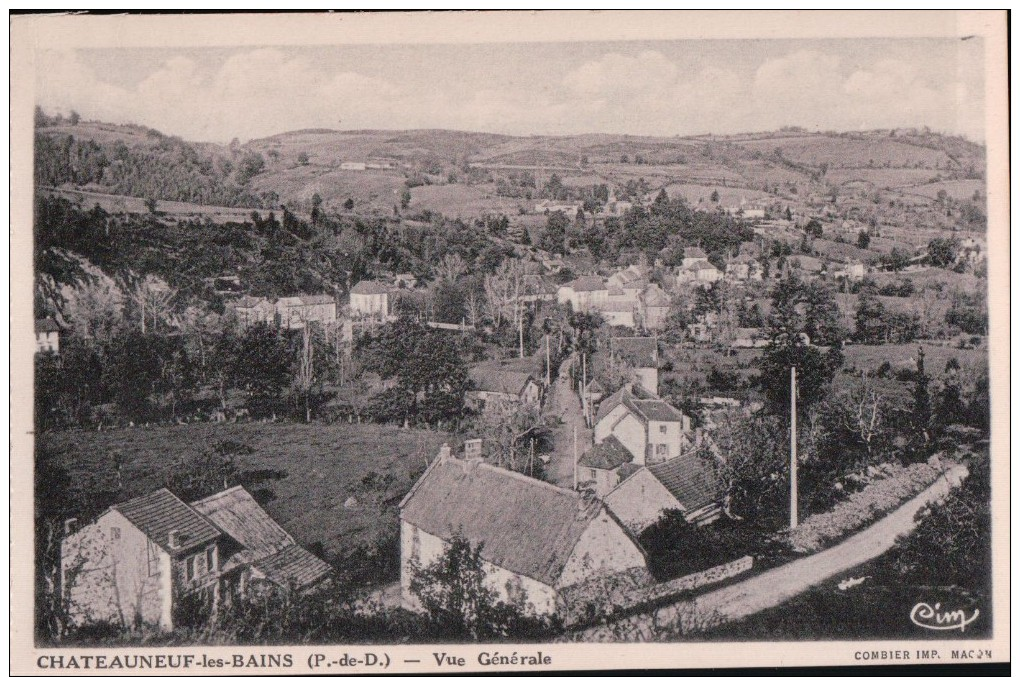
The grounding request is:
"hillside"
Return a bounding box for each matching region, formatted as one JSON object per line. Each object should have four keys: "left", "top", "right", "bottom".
{"left": 34, "top": 114, "right": 985, "bottom": 224}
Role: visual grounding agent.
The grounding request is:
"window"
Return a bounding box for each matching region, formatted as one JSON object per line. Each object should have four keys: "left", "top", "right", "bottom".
{"left": 659, "top": 425, "right": 667, "bottom": 434}
{"left": 110, "top": 527, "right": 121, "bottom": 540}
{"left": 590, "top": 469, "right": 597, "bottom": 480}
{"left": 186, "top": 556, "right": 197, "bottom": 581}
{"left": 205, "top": 547, "right": 216, "bottom": 573}
{"left": 657, "top": 443, "right": 668, "bottom": 457}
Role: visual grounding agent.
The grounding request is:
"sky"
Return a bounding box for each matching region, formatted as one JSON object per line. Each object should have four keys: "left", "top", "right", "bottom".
{"left": 34, "top": 38, "right": 985, "bottom": 144}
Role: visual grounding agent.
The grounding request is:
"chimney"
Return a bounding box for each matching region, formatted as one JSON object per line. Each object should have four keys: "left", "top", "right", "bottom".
{"left": 168, "top": 529, "right": 180, "bottom": 549}
{"left": 463, "top": 438, "right": 483, "bottom": 461}
{"left": 438, "top": 443, "right": 452, "bottom": 461}
{"left": 63, "top": 518, "right": 78, "bottom": 536}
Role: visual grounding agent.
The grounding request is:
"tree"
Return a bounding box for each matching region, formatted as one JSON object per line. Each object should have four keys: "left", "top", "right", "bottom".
{"left": 343, "top": 197, "right": 355, "bottom": 210}
{"left": 409, "top": 534, "right": 558, "bottom": 640}
{"left": 400, "top": 186, "right": 412, "bottom": 210}
{"left": 710, "top": 189, "right": 720, "bottom": 203}
{"left": 927, "top": 237, "right": 959, "bottom": 268}
{"left": 144, "top": 196, "right": 159, "bottom": 214}
{"left": 834, "top": 375, "right": 888, "bottom": 459}
{"left": 297, "top": 151, "right": 309, "bottom": 166}
{"left": 232, "top": 324, "right": 292, "bottom": 400}
{"left": 436, "top": 253, "right": 467, "bottom": 283}
{"left": 482, "top": 258, "right": 525, "bottom": 332}
{"left": 68, "top": 110, "right": 81, "bottom": 126}
{"left": 710, "top": 415, "right": 791, "bottom": 530}
{"left": 540, "top": 211, "right": 570, "bottom": 255}
{"left": 310, "top": 193, "right": 323, "bottom": 224}
{"left": 804, "top": 219, "right": 823, "bottom": 237}
{"left": 909, "top": 347, "right": 932, "bottom": 457}
{"left": 472, "top": 399, "right": 547, "bottom": 478}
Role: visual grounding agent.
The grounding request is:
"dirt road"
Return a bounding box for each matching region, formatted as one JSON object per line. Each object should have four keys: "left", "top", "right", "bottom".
{"left": 543, "top": 355, "right": 591, "bottom": 489}
{"left": 574, "top": 463, "right": 969, "bottom": 640}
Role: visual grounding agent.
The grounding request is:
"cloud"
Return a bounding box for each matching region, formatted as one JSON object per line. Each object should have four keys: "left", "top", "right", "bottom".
{"left": 34, "top": 45, "right": 984, "bottom": 142}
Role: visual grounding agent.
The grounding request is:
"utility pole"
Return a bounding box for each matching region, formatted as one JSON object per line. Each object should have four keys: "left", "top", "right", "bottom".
{"left": 581, "top": 352, "right": 588, "bottom": 426}
{"left": 790, "top": 365, "right": 798, "bottom": 529}
{"left": 572, "top": 425, "right": 578, "bottom": 491}
{"left": 518, "top": 301, "right": 525, "bottom": 359}
{"left": 545, "top": 334, "right": 551, "bottom": 386}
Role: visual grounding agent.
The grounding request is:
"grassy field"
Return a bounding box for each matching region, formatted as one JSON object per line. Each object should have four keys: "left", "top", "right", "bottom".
{"left": 38, "top": 422, "right": 451, "bottom": 577}
{"left": 39, "top": 187, "right": 274, "bottom": 224}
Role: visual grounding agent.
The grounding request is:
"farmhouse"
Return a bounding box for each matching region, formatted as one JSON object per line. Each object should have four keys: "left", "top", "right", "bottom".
{"left": 678, "top": 260, "right": 722, "bottom": 286}
{"left": 467, "top": 362, "right": 542, "bottom": 409}
{"left": 556, "top": 276, "right": 608, "bottom": 312}
{"left": 35, "top": 317, "right": 60, "bottom": 354}
{"left": 349, "top": 280, "right": 391, "bottom": 320}
{"left": 61, "top": 487, "right": 329, "bottom": 631}
{"left": 600, "top": 299, "right": 638, "bottom": 329}
{"left": 399, "top": 449, "right": 648, "bottom": 616}
{"left": 604, "top": 454, "right": 725, "bottom": 533}
{"left": 577, "top": 436, "right": 634, "bottom": 497}
{"left": 593, "top": 384, "right": 691, "bottom": 467}
{"left": 681, "top": 247, "right": 709, "bottom": 269}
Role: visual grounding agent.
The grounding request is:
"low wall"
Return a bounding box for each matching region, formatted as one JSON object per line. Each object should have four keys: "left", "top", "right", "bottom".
{"left": 559, "top": 556, "right": 753, "bottom": 628}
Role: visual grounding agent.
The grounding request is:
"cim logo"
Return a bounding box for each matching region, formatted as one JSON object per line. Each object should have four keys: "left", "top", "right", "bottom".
{"left": 910, "top": 602, "right": 980, "bottom": 632}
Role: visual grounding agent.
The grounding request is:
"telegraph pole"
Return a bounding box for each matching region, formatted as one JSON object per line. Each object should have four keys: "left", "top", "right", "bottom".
{"left": 572, "top": 425, "right": 578, "bottom": 491}
{"left": 545, "top": 334, "right": 551, "bottom": 386}
{"left": 790, "top": 365, "right": 798, "bottom": 529}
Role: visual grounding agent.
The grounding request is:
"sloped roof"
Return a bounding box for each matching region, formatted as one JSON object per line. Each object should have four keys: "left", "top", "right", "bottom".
{"left": 593, "top": 383, "right": 656, "bottom": 426}
{"left": 594, "top": 384, "right": 684, "bottom": 426}
{"left": 568, "top": 276, "right": 606, "bottom": 292}
{"left": 611, "top": 336, "right": 658, "bottom": 369}
{"left": 231, "top": 296, "right": 272, "bottom": 310}
{"left": 192, "top": 486, "right": 330, "bottom": 588}
{"left": 114, "top": 488, "right": 221, "bottom": 554}
{"left": 642, "top": 284, "right": 670, "bottom": 307}
{"left": 468, "top": 364, "right": 532, "bottom": 396}
{"left": 579, "top": 436, "right": 633, "bottom": 470}
{"left": 252, "top": 544, "right": 332, "bottom": 590}
{"left": 400, "top": 456, "right": 605, "bottom": 587}
{"left": 35, "top": 318, "right": 60, "bottom": 333}
{"left": 190, "top": 486, "right": 294, "bottom": 562}
{"left": 684, "top": 246, "right": 708, "bottom": 259}
{"left": 350, "top": 280, "right": 390, "bottom": 295}
{"left": 631, "top": 399, "right": 684, "bottom": 423}
{"left": 647, "top": 454, "right": 724, "bottom": 512}
{"left": 689, "top": 260, "right": 719, "bottom": 272}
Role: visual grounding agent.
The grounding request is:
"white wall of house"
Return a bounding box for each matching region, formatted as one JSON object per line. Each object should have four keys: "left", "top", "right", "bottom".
{"left": 593, "top": 404, "right": 628, "bottom": 444}
{"left": 604, "top": 470, "right": 682, "bottom": 533}
{"left": 643, "top": 306, "right": 669, "bottom": 331}
{"left": 634, "top": 367, "right": 658, "bottom": 396}
{"left": 351, "top": 293, "right": 389, "bottom": 318}
{"left": 646, "top": 420, "right": 683, "bottom": 463}
{"left": 557, "top": 509, "right": 647, "bottom": 589}
{"left": 580, "top": 466, "right": 620, "bottom": 498}
{"left": 602, "top": 310, "right": 636, "bottom": 328}
{"left": 609, "top": 414, "right": 648, "bottom": 465}
{"left": 62, "top": 512, "right": 171, "bottom": 630}
{"left": 35, "top": 330, "right": 59, "bottom": 354}
{"left": 400, "top": 521, "right": 558, "bottom": 616}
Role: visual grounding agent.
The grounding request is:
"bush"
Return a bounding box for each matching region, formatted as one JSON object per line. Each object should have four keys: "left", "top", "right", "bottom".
{"left": 785, "top": 459, "right": 946, "bottom": 553}
{"left": 639, "top": 513, "right": 765, "bottom": 581}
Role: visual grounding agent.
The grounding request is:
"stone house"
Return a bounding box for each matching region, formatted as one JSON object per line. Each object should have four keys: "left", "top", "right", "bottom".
{"left": 467, "top": 363, "right": 542, "bottom": 409}
{"left": 604, "top": 454, "right": 725, "bottom": 533}
{"left": 399, "top": 450, "right": 647, "bottom": 616}
{"left": 609, "top": 336, "right": 659, "bottom": 395}
{"left": 556, "top": 276, "right": 608, "bottom": 312}
{"left": 276, "top": 294, "right": 337, "bottom": 330}
{"left": 228, "top": 296, "right": 276, "bottom": 329}
{"left": 61, "top": 487, "right": 329, "bottom": 631}
{"left": 640, "top": 284, "right": 671, "bottom": 331}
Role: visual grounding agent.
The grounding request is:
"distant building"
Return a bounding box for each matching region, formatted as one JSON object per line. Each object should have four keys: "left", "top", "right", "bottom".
{"left": 467, "top": 363, "right": 542, "bottom": 409}
{"left": 276, "top": 294, "right": 337, "bottom": 330}
{"left": 228, "top": 296, "right": 277, "bottom": 329}
{"left": 61, "top": 487, "right": 329, "bottom": 632}
{"left": 610, "top": 336, "right": 659, "bottom": 396}
{"left": 678, "top": 260, "right": 722, "bottom": 286}
{"left": 394, "top": 273, "right": 418, "bottom": 289}
{"left": 340, "top": 161, "right": 366, "bottom": 171}
{"left": 730, "top": 327, "right": 769, "bottom": 349}
{"left": 520, "top": 275, "right": 558, "bottom": 304}
{"left": 35, "top": 318, "right": 60, "bottom": 354}
{"left": 577, "top": 436, "right": 634, "bottom": 497}
{"left": 535, "top": 200, "right": 580, "bottom": 218}
{"left": 604, "top": 454, "right": 725, "bottom": 532}
{"left": 603, "top": 199, "right": 633, "bottom": 216}
{"left": 640, "top": 284, "right": 671, "bottom": 332}
{"left": 681, "top": 247, "right": 709, "bottom": 269}
{"left": 557, "top": 276, "right": 608, "bottom": 312}
{"left": 399, "top": 449, "right": 647, "bottom": 616}
{"left": 349, "top": 280, "right": 391, "bottom": 320}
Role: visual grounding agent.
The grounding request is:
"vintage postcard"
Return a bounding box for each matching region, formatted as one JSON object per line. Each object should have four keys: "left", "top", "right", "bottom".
{"left": 10, "top": 10, "right": 1009, "bottom": 674}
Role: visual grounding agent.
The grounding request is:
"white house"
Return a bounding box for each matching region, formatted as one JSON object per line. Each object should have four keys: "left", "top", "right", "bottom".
{"left": 61, "top": 487, "right": 329, "bottom": 631}
{"left": 593, "top": 384, "right": 691, "bottom": 467}
{"left": 604, "top": 454, "right": 725, "bottom": 533}
{"left": 609, "top": 336, "right": 659, "bottom": 396}
{"left": 35, "top": 318, "right": 60, "bottom": 354}
{"left": 681, "top": 247, "right": 709, "bottom": 269}
{"left": 399, "top": 449, "right": 648, "bottom": 616}
{"left": 679, "top": 260, "right": 722, "bottom": 286}
{"left": 640, "top": 285, "right": 671, "bottom": 332}
{"left": 228, "top": 297, "right": 276, "bottom": 329}
{"left": 349, "top": 280, "right": 391, "bottom": 320}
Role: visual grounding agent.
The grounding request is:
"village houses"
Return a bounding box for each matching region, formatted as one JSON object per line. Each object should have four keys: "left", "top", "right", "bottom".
{"left": 61, "top": 487, "right": 330, "bottom": 631}
{"left": 399, "top": 447, "right": 648, "bottom": 616}
{"left": 276, "top": 294, "right": 337, "bottom": 330}
{"left": 556, "top": 276, "right": 608, "bottom": 312}
{"left": 641, "top": 284, "right": 671, "bottom": 331}
{"left": 228, "top": 296, "right": 276, "bottom": 329}
{"left": 604, "top": 454, "right": 725, "bottom": 533}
